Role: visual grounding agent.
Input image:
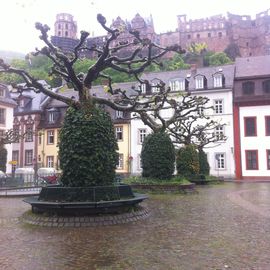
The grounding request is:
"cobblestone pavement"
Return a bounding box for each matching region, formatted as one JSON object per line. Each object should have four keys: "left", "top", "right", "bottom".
{"left": 1, "top": 183, "right": 270, "bottom": 269}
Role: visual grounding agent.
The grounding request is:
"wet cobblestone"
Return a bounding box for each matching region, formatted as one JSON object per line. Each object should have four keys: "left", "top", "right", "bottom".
{"left": 1, "top": 183, "right": 270, "bottom": 269}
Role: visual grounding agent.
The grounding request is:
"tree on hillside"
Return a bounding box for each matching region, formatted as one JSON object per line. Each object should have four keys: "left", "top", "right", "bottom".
{"left": 208, "top": 52, "right": 232, "bottom": 66}
{"left": 224, "top": 43, "right": 241, "bottom": 61}
{"left": 0, "top": 14, "right": 184, "bottom": 186}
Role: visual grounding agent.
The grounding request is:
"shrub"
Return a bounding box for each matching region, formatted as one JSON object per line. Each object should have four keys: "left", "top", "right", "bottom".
{"left": 141, "top": 132, "right": 175, "bottom": 179}
{"left": 198, "top": 149, "right": 210, "bottom": 175}
{"left": 176, "top": 144, "right": 200, "bottom": 177}
{"left": 0, "top": 145, "right": 7, "bottom": 172}
{"left": 59, "top": 105, "right": 118, "bottom": 187}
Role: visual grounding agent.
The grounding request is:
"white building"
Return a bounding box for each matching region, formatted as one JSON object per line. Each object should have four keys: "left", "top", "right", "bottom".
{"left": 130, "top": 64, "right": 235, "bottom": 178}
{"left": 0, "top": 84, "right": 17, "bottom": 173}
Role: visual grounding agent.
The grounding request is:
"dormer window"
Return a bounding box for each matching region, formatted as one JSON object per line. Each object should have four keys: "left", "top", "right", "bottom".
{"left": 151, "top": 83, "right": 159, "bottom": 93}
{"left": 213, "top": 73, "right": 223, "bottom": 88}
{"left": 195, "top": 75, "right": 206, "bottom": 89}
{"left": 48, "top": 108, "right": 59, "bottom": 124}
{"left": 48, "top": 112, "right": 56, "bottom": 123}
{"left": 140, "top": 83, "right": 146, "bottom": 94}
{"left": 115, "top": 110, "right": 123, "bottom": 119}
{"left": 242, "top": 81, "right": 255, "bottom": 95}
{"left": 19, "top": 99, "right": 24, "bottom": 108}
{"left": 0, "top": 88, "right": 5, "bottom": 97}
{"left": 169, "top": 79, "right": 186, "bottom": 91}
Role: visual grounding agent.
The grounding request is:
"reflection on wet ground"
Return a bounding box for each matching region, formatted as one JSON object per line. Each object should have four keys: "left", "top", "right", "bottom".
{"left": 1, "top": 183, "right": 270, "bottom": 269}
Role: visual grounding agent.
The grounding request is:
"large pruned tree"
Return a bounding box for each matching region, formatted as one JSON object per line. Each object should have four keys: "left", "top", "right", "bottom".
{"left": 0, "top": 14, "right": 184, "bottom": 186}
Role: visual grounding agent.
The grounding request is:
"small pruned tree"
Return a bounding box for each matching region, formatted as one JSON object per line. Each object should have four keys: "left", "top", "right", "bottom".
{"left": 198, "top": 149, "right": 210, "bottom": 175}
{"left": 167, "top": 95, "right": 227, "bottom": 150}
{"left": 141, "top": 132, "right": 175, "bottom": 180}
{"left": 176, "top": 144, "right": 200, "bottom": 177}
{"left": 0, "top": 14, "right": 184, "bottom": 187}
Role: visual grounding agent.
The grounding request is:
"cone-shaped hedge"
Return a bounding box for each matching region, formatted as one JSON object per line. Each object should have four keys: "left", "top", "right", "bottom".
{"left": 141, "top": 132, "right": 175, "bottom": 180}
{"left": 176, "top": 144, "right": 200, "bottom": 177}
{"left": 198, "top": 149, "right": 210, "bottom": 175}
{"left": 59, "top": 106, "right": 118, "bottom": 187}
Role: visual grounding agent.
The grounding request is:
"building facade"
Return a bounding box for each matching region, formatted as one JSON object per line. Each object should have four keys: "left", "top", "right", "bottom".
{"left": 0, "top": 84, "right": 17, "bottom": 173}
{"left": 130, "top": 65, "right": 235, "bottom": 178}
{"left": 234, "top": 55, "right": 270, "bottom": 179}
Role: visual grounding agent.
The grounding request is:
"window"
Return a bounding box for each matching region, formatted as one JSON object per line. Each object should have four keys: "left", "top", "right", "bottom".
{"left": 115, "top": 126, "right": 123, "bottom": 141}
{"left": 25, "top": 150, "right": 33, "bottom": 165}
{"left": 170, "top": 79, "right": 185, "bottom": 91}
{"left": 208, "top": 32, "right": 211, "bottom": 38}
{"left": 12, "top": 150, "right": 19, "bottom": 169}
{"left": 25, "top": 126, "right": 33, "bottom": 142}
{"left": 138, "top": 129, "right": 147, "bottom": 144}
{"left": 263, "top": 80, "right": 270, "bottom": 94}
{"left": 244, "top": 117, "right": 257, "bottom": 136}
{"left": 246, "top": 150, "right": 258, "bottom": 170}
{"left": 265, "top": 116, "right": 270, "bottom": 136}
{"left": 0, "top": 129, "right": 5, "bottom": 138}
{"left": 195, "top": 76, "right": 204, "bottom": 89}
{"left": 116, "top": 153, "right": 124, "bottom": 170}
{"left": 197, "top": 33, "right": 200, "bottom": 39}
{"left": 215, "top": 153, "right": 225, "bottom": 169}
{"left": 151, "top": 83, "right": 159, "bottom": 93}
{"left": 187, "top": 34, "right": 191, "bottom": 39}
{"left": 140, "top": 83, "right": 146, "bottom": 94}
{"left": 0, "top": 88, "right": 5, "bottom": 97}
{"left": 115, "top": 111, "right": 123, "bottom": 119}
{"left": 0, "top": 108, "right": 5, "bottom": 124}
{"left": 13, "top": 127, "right": 20, "bottom": 143}
{"left": 242, "top": 81, "right": 255, "bottom": 95}
{"left": 48, "top": 112, "right": 56, "bottom": 123}
{"left": 47, "top": 130, "right": 55, "bottom": 144}
{"left": 138, "top": 154, "right": 142, "bottom": 170}
{"left": 214, "top": 99, "right": 223, "bottom": 114}
{"left": 19, "top": 100, "right": 24, "bottom": 108}
{"left": 267, "top": 150, "right": 270, "bottom": 170}
{"left": 65, "top": 31, "right": 68, "bottom": 37}
{"left": 38, "top": 132, "right": 42, "bottom": 145}
{"left": 46, "top": 156, "right": 54, "bottom": 168}
{"left": 218, "top": 32, "right": 222, "bottom": 38}
{"left": 213, "top": 74, "right": 223, "bottom": 88}
{"left": 215, "top": 126, "right": 225, "bottom": 141}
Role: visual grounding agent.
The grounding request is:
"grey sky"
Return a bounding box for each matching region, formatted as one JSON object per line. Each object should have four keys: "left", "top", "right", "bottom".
{"left": 1, "top": 0, "right": 270, "bottom": 53}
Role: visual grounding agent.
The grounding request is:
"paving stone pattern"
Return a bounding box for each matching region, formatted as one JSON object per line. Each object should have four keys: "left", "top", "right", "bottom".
{"left": 1, "top": 183, "right": 270, "bottom": 269}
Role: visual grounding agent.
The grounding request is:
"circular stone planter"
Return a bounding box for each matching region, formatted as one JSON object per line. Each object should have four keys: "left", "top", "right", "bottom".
{"left": 21, "top": 206, "right": 150, "bottom": 227}
{"left": 23, "top": 184, "right": 148, "bottom": 216}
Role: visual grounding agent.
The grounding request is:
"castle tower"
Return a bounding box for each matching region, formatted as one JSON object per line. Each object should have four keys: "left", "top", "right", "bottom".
{"left": 54, "top": 13, "right": 77, "bottom": 39}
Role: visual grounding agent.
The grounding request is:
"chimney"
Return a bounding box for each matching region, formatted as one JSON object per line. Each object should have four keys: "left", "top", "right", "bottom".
{"left": 190, "top": 64, "right": 197, "bottom": 75}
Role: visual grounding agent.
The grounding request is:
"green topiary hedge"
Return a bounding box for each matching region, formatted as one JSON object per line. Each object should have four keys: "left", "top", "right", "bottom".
{"left": 198, "top": 149, "right": 210, "bottom": 175}
{"left": 0, "top": 145, "right": 7, "bottom": 172}
{"left": 58, "top": 105, "right": 118, "bottom": 187}
{"left": 176, "top": 144, "right": 200, "bottom": 177}
{"left": 141, "top": 132, "right": 175, "bottom": 179}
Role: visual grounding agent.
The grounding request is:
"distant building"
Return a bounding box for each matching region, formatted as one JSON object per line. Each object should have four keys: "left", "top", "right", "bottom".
{"left": 51, "top": 9, "right": 270, "bottom": 60}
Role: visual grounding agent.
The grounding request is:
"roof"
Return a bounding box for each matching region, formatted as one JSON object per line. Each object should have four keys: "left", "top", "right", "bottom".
{"left": 140, "top": 64, "right": 235, "bottom": 90}
{"left": 235, "top": 55, "right": 270, "bottom": 78}
{"left": 0, "top": 83, "right": 18, "bottom": 107}
{"left": 48, "top": 81, "right": 137, "bottom": 108}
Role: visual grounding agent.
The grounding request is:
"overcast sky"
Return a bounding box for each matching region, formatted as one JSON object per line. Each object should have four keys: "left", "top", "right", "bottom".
{"left": 1, "top": 0, "right": 270, "bottom": 54}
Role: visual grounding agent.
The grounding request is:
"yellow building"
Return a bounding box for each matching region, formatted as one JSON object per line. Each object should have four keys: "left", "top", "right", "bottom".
{"left": 37, "top": 128, "right": 60, "bottom": 169}
{"left": 114, "top": 122, "right": 131, "bottom": 174}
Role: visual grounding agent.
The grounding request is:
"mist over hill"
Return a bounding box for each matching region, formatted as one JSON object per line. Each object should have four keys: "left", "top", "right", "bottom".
{"left": 0, "top": 50, "right": 25, "bottom": 63}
